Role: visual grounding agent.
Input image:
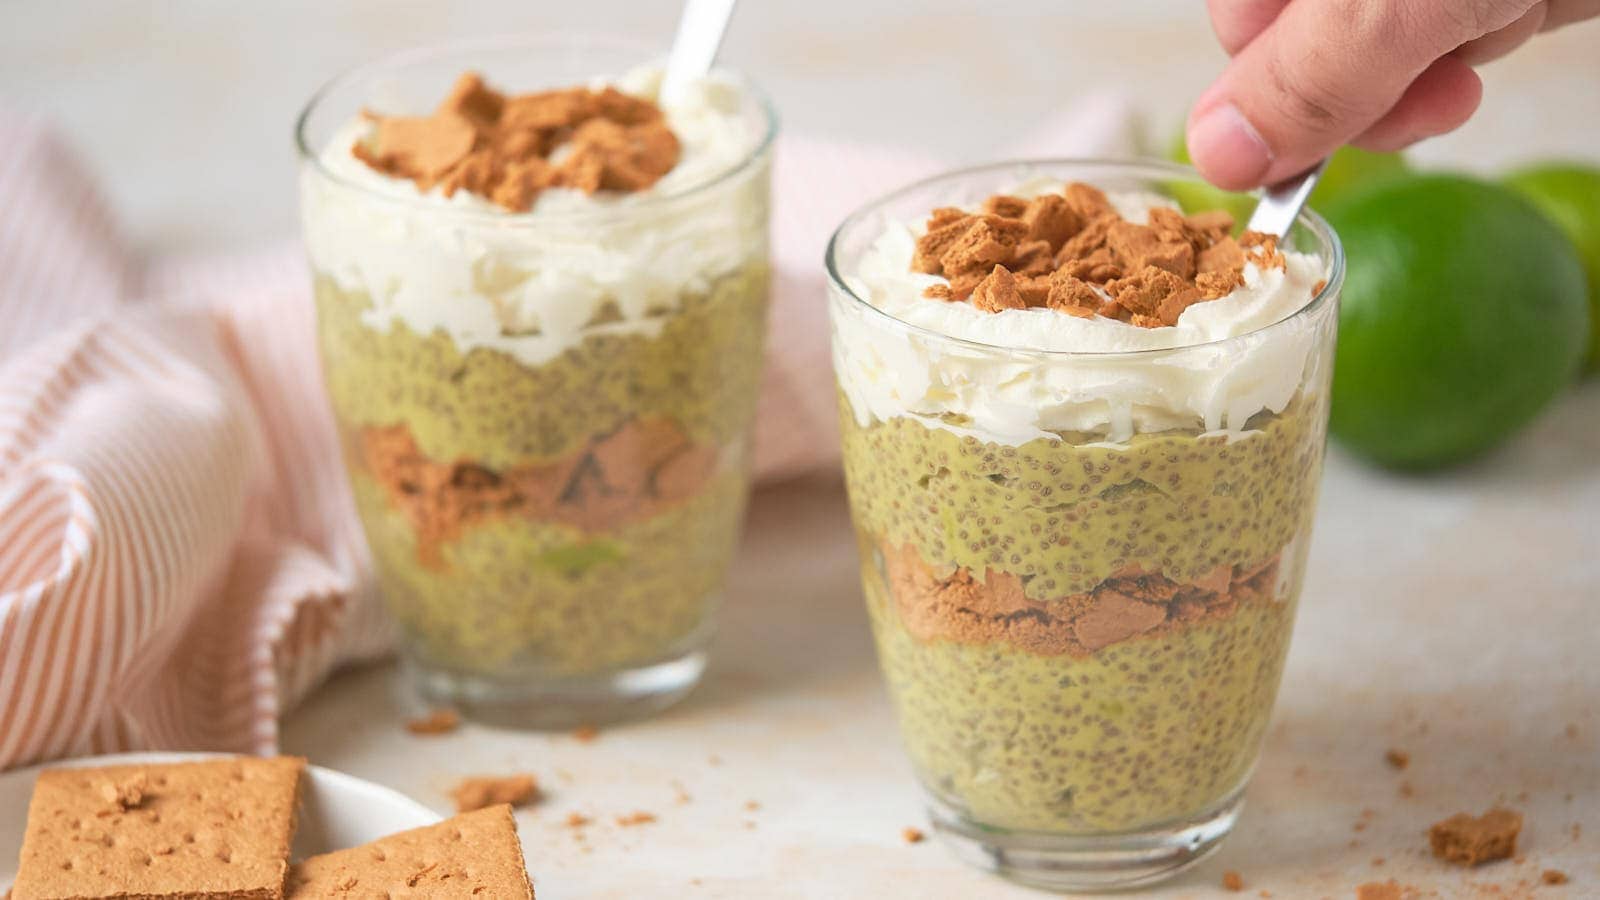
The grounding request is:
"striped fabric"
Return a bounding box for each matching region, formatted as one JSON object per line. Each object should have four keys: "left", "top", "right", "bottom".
{"left": 0, "top": 98, "right": 1132, "bottom": 771}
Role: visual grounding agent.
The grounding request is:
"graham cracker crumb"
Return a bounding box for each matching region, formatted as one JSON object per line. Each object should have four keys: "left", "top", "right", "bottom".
{"left": 901, "top": 827, "right": 925, "bottom": 844}
{"left": 1428, "top": 808, "right": 1523, "bottom": 866}
{"left": 1199, "top": 235, "right": 1246, "bottom": 274}
{"left": 405, "top": 708, "right": 460, "bottom": 736}
{"left": 1046, "top": 269, "right": 1103, "bottom": 316}
{"left": 565, "top": 812, "right": 591, "bottom": 828}
{"left": 913, "top": 215, "right": 974, "bottom": 273}
{"left": 1542, "top": 869, "right": 1569, "bottom": 885}
{"left": 1107, "top": 220, "right": 1195, "bottom": 278}
{"left": 1241, "top": 230, "right": 1287, "bottom": 270}
{"left": 1385, "top": 749, "right": 1410, "bottom": 770}
{"left": 1011, "top": 239, "right": 1056, "bottom": 277}
{"left": 97, "top": 772, "right": 148, "bottom": 810}
{"left": 354, "top": 72, "right": 680, "bottom": 212}
{"left": 1185, "top": 208, "right": 1235, "bottom": 240}
{"left": 1399, "top": 780, "right": 1416, "bottom": 798}
{"left": 1222, "top": 870, "right": 1245, "bottom": 891}
{"left": 972, "top": 265, "right": 1026, "bottom": 312}
{"left": 616, "top": 811, "right": 657, "bottom": 827}
{"left": 941, "top": 217, "right": 1029, "bottom": 283}
{"left": 743, "top": 800, "right": 761, "bottom": 812}
{"left": 573, "top": 724, "right": 600, "bottom": 742}
{"left": 982, "top": 194, "right": 1029, "bottom": 218}
{"left": 449, "top": 774, "right": 540, "bottom": 813}
{"left": 1063, "top": 182, "right": 1113, "bottom": 219}
{"left": 1057, "top": 215, "right": 1117, "bottom": 269}
{"left": 1356, "top": 880, "right": 1409, "bottom": 900}
{"left": 1022, "top": 193, "right": 1082, "bottom": 247}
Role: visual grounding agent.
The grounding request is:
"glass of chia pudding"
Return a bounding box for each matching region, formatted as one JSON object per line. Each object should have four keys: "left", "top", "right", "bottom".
{"left": 295, "top": 36, "right": 775, "bottom": 727}
{"left": 827, "top": 160, "right": 1341, "bottom": 890}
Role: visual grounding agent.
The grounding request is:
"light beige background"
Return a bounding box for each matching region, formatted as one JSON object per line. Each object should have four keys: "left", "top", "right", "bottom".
{"left": 4, "top": 3, "right": 1598, "bottom": 898}
{"left": 3, "top": 1, "right": 1598, "bottom": 251}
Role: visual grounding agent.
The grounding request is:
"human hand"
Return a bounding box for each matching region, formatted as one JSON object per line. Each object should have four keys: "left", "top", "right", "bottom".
{"left": 1186, "top": 0, "right": 1600, "bottom": 189}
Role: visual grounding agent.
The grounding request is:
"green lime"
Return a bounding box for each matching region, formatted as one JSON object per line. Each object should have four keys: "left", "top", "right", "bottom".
{"left": 1503, "top": 162, "right": 1600, "bottom": 371}
{"left": 1163, "top": 135, "right": 1407, "bottom": 224}
{"left": 1307, "top": 146, "right": 1410, "bottom": 211}
{"left": 1325, "top": 174, "right": 1589, "bottom": 469}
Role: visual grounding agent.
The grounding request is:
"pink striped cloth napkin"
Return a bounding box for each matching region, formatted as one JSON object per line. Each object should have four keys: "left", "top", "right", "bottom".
{"left": 0, "top": 96, "right": 1137, "bottom": 771}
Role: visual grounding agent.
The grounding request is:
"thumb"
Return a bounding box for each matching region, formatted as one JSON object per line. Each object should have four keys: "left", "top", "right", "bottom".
{"left": 1186, "top": 0, "right": 1515, "bottom": 189}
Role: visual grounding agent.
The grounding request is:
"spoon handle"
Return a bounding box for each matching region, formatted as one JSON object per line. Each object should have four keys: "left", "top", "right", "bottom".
{"left": 1245, "top": 159, "right": 1329, "bottom": 238}
{"left": 661, "top": 0, "right": 739, "bottom": 104}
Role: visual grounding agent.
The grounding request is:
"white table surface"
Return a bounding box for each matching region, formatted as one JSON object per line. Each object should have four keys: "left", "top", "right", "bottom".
{"left": 9, "top": 3, "right": 1600, "bottom": 896}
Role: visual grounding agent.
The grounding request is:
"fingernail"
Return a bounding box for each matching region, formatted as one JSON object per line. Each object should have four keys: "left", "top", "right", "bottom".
{"left": 1187, "top": 102, "right": 1273, "bottom": 189}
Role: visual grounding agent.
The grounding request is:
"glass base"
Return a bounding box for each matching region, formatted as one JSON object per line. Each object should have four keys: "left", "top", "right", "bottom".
{"left": 926, "top": 789, "right": 1244, "bottom": 893}
{"left": 405, "top": 648, "right": 706, "bottom": 730}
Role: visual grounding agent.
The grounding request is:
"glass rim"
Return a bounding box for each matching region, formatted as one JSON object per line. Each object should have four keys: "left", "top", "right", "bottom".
{"left": 824, "top": 157, "right": 1345, "bottom": 360}
{"left": 293, "top": 31, "right": 780, "bottom": 226}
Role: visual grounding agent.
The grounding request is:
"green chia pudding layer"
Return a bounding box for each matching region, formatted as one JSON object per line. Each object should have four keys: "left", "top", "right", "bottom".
{"left": 315, "top": 263, "right": 769, "bottom": 676}
{"left": 315, "top": 266, "right": 769, "bottom": 471}
{"left": 841, "top": 398, "right": 1325, "bottom": 833}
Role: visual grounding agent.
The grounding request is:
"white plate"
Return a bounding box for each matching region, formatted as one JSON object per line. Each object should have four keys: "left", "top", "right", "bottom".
{"left": 0, "top": 752, "right": 440, "bottom": 891}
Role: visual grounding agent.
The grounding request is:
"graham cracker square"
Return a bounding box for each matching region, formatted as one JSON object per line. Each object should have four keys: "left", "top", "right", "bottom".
{"left": 11, "top": 756, "right": 305, "bottom": 900}
{"left": 286, "top": 804, "right": 533, "bottom": 898}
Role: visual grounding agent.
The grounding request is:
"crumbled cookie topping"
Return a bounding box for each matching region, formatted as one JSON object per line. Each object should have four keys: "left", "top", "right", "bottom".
{"left": 352, "top": 72, "right": 681, "bottom": 212}
{"left": 912, "top": 182, "right": 1286, "bottom": 327}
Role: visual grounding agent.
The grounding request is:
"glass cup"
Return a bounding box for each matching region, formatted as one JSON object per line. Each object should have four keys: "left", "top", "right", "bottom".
{"left": 295, "top": 35, "right": 776, "bottom": 727}
{"left": 827, "top": 160, "right": 1341, "bottom": 890}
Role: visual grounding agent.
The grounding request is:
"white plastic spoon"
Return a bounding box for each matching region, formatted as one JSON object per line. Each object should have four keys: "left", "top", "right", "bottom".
{"left": 660, "top": 0, "right": 739, "bottom": 106}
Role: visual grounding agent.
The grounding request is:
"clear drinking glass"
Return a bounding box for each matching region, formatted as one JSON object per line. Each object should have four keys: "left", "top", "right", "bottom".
{"left": 295, "top": 35, "right": 776, "bottom": 727}
{"left": 827, "top": 160, "right": 1342, "bottom": 890}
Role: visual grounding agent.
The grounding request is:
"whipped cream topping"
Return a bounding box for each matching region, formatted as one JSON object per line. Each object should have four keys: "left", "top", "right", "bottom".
{"left": 300, "top": 66, "right": 768, "bottom": 366}
{"left": 832, "top": 182, "right": 1328, "bottom": 446}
